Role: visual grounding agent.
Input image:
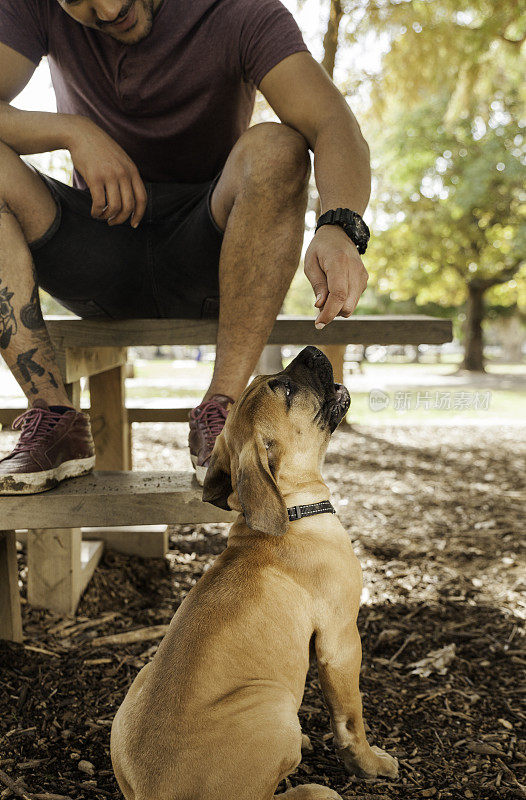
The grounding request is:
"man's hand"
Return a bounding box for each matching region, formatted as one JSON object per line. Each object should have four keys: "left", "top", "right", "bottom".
{"left": 304, "top": 225, "right": 368, "bottom": 328}
{"left": 66, "top": 116, "right": 147, "bottom": 228}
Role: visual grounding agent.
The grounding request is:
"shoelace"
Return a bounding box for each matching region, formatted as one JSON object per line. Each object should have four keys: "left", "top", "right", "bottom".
{"left": 11, "top": 407, "right": 65, "bottom": 453}
{"left": 195, "top": 400, "right": 228, "bottom": 448}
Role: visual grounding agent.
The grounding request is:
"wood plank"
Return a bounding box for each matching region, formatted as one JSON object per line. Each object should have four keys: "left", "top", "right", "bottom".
{"left": 127, "top": 408, "right": 191, "bottom": 423}
{"left": 79, "top": 540, "right": 104, "bottom": 595}
{"left": 65, "top": 379, "right": 81, "bottom": 410}
{"left": 89, "top": 364, "right": 130, "bottom": 471}
{"left": 82, "top": 526, "right": 168, "bottom": 557}
{"left": 0, "top": 531, "right": 23, "bottom": 642}
{"left": 27, "top": 528, "right": 82, "bottom": 616}
{"left": 46, "top": 315, "right": 453, "bottom": 348}
{"left": 0, "top": 408, "right": 24, "bottom": 428}
{"left": 0, "top": 471, "right": 237, "bottom": 530}
{"left": 319, "top": 345, "right": 345, "bottom": 384}
{"left": 64, "top": 346, "right": 127, "bottom": 383}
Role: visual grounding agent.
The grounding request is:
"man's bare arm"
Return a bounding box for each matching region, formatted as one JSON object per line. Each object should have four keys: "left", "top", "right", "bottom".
{"left": 260, "top": 52, "right": 371, "bottom": 326}
{"left": 0, "top": 43, "right": 79, "bottom": 154}
{"left": 0, "top": 42, "right": 147, "bottom": 227}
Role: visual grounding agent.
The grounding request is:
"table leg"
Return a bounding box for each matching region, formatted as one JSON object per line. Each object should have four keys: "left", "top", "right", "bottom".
{"left": 89, "top": 364, "right": 130, "bottom": 471}
{"left": 0, "top": 531, "right": 23, "bottom": 642}
{"left": 320, "top": 345, "right": 345, "bottom": 384}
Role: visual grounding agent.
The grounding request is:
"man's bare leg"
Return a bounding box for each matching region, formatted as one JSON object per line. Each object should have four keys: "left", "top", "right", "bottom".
{"left": 206, "top": 122, "right": 310, "bottom": 401}
{"left": 0, "top": 141, "right": 72, "bottom": 406}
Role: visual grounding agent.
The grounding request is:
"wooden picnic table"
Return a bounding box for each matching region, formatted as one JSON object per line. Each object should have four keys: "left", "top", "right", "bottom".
{"left": 0, "top": 314, "right": 452, "bottom": 642}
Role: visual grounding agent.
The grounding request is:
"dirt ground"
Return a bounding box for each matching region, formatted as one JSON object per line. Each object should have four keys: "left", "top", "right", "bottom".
{"left": 0, "top": 423, "right": 524, "bottom": 800}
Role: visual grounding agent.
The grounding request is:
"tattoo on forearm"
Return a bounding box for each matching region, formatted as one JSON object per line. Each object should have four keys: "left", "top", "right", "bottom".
{"left": 0, "top": 280, "right": 17, "bottom": 349}
{"left": 48, "top": 371, "right": 58, "bottom": 388}
{"left": 20, "top": 284, "right": 45, "bottom": 330}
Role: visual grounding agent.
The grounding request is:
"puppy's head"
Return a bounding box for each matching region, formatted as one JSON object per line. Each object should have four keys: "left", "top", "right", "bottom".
{"left": 202, "top": 346, "right": 350, "bottom": 536}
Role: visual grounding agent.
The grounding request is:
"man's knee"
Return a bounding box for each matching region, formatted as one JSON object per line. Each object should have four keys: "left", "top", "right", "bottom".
{"left": 0, "top": 139, "right": 32, "bottom": 192}
{"left": 238, "top": 122, "right": 311, "bottom": 198}
{"left": 0, "top": 139, "right": 57, "bottom": 242}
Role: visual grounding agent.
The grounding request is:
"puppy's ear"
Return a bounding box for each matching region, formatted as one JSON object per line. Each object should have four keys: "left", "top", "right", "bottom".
{"left": 236, "top": 433, "right": 289, "bottom": 536}
{"left": 202, "top": 432, "right": 233, "bottom": 510}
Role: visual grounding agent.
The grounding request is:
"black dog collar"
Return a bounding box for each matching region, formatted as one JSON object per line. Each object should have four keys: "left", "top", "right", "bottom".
{"left": 287, "top": 500, "right": 336, "bottom": 522}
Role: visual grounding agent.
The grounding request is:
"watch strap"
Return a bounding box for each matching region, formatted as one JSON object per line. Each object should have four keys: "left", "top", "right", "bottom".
{"left": 315, "top": 208, "right": 370, "bottom": 254}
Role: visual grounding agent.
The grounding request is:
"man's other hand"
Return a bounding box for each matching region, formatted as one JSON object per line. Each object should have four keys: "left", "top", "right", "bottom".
{"left": 304, "top": 224, "right": 368, "bottom": 328}
{"left": 67, "top": 116, "right": 147, "bottom": 228}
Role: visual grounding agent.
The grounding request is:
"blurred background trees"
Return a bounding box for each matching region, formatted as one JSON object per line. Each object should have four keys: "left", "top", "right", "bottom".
{"left": 318, "top": 0, "right": 526, "bottom": 371}
{"left": 361, "top": 0, "right": 525, "bottom": 371}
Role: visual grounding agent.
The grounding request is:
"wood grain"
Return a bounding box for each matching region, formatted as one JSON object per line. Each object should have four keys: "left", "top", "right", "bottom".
{"left": 46, "top": 315, "right": 453, "bottom": 348}
{"left": 89, "top": 365, "right": 130, "bottom": 471}
{"left": 0, "top": 471, "right": 237, "bottom": 530}
{"left": 0, "top": 531, "right": 23, "bottom": 642}
{"left": 27, "top": 528, "right": 82, "bottom": 616}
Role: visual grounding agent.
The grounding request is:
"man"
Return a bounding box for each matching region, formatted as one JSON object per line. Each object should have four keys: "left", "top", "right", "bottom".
{"left": 0, "top": 0, "right": 370, "bottom": 493}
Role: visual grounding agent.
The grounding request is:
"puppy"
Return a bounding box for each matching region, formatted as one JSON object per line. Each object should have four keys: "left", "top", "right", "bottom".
{"left": 111, "top": 346, "right": 398, "bottom": 800}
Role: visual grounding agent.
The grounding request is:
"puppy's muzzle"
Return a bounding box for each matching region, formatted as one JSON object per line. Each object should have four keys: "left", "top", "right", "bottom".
{"left": 285, "top": 346, "right": 350, "bottom": 431}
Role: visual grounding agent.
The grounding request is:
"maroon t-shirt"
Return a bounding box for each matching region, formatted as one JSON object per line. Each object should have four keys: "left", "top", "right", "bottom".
{"left": 0, "top": 0, "right": 308, "bottom": 186}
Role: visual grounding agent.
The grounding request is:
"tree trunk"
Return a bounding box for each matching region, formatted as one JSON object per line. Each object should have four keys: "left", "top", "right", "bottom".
{"left": 499, "top": 314, "right": 525, "bottom": 363}
{"left": 462, "top": 282, "right": 486, "bottom": 371}
{"left": 321, "top": 0, "right": 343, "bottom": 77}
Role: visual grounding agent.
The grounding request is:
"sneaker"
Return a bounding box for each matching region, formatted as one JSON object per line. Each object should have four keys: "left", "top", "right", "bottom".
{"left": 0, "top": 399, "right": 95, "bottom": 495}
{"left": 189, "top": 394, "right": 233, "bottom": 485}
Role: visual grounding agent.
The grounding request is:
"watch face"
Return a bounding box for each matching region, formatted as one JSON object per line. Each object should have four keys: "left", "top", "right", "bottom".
{"left": 355, "top": 216, "right": 369, "bottom": 237}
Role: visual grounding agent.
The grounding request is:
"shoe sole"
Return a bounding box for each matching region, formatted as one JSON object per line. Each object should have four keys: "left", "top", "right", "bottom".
{"left": 0, "top": 456, "right": 96, "bottom": 495}
{"left": 190, "top": 454, "right": 207, "bottom": 487}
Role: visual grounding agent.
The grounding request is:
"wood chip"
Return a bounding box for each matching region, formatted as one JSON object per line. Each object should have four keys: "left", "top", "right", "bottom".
{"left": 90, "top": 625, "right": 170, "bottom": 647}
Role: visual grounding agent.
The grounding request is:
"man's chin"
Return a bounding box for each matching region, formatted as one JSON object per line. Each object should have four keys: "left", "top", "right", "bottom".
{"left": 101, "top": 1, "right": 154, "bottom": 44}
{"left": 108, "top": 26, "right": 150, "bottom": 44}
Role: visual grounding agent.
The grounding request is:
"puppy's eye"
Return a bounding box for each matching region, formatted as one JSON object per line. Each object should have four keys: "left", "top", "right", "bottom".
{"left": 268, "top": 378, "right": 295, "bottom": 404}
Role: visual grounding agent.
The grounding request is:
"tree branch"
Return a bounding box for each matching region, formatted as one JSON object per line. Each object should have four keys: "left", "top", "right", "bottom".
{"left": 469, "top": 261, "right": 524, "bottom": 291}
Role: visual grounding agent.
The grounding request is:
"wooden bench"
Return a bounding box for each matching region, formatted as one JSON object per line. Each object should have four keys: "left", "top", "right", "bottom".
{"left": 0, "top": 314, "right": 453, "bottom": 638}
{"left": 0, "top": 471, "right": 236, "bottom": 643}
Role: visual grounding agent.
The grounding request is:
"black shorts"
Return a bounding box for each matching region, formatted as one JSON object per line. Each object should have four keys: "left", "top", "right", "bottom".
{"left": 29, "top": 172, "right": 224, "bottom": 319}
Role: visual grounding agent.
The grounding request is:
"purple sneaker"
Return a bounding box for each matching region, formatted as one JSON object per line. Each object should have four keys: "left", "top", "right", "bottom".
{"left": 188, "top": 394, "right": 233, "bottom": 485}
{"left": 0, "top": 399, "right": 95, "bottom": 495}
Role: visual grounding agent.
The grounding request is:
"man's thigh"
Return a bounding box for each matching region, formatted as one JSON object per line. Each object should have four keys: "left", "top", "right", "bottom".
{"left": 30, "top": 173, "right": 224, "bottom": 320}
{"left": 152, "top": 174, "right": 224, "bottom": 319}
{"left": 0, "top": 142, "right": 57, "bottom": 244}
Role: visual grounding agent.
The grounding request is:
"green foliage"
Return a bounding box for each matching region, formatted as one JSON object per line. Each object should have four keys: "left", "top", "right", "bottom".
{"left": 356, "top": 0, "right": 526, "bottom": 313}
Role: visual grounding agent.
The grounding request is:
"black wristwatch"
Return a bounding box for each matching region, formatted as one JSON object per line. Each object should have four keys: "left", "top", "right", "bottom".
{"left": 315, "top": 208, "right": 370, "bottom": 254}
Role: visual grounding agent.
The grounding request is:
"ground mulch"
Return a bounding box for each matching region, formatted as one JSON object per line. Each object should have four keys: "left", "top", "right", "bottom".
{"left": 0, "top": 424, "right": 524, "bottom": 800}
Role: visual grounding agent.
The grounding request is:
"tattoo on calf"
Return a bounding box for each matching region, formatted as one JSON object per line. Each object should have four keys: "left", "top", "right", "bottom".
{"left": 16, "top": 347, "right": 46, "bottom": 395}
{"left": 20, "top": 284, "right": 45, "bottom": 330}
{"left": 0, "top": 280, "right": 17, "bottom": 349}
{"left": 10, "top": 329, "right": 60, "bottom": 397}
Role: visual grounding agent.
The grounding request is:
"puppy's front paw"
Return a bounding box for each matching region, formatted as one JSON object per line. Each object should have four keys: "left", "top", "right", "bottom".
{"left": 370, "top": 745, "right": 399, "bottom": 778}
{"left": 337, "top": 744, "right": 398, "bottom": 779}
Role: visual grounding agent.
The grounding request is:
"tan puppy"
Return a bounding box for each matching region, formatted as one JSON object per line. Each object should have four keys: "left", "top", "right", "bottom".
{"left": 111, "top": 346, "right": 398, "bottom": 800}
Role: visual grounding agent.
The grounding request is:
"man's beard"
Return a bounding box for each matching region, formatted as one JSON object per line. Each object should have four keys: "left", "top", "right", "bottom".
{"left": 97, "top": 0, "right": 155, "bottom": 44}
